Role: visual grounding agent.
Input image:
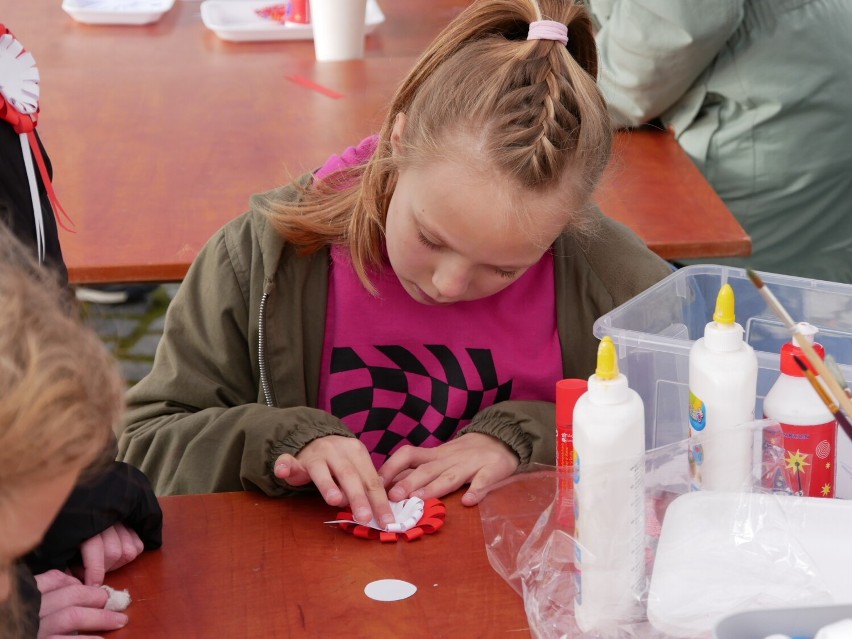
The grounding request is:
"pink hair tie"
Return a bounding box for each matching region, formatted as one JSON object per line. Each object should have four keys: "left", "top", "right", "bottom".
{"left": 527, "top": 20, "right": 568, "bottom": 45}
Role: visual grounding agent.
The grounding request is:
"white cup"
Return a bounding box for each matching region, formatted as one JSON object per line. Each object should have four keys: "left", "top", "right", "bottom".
{"left": 309, "top": 0, "right": 368, "bottom": 62}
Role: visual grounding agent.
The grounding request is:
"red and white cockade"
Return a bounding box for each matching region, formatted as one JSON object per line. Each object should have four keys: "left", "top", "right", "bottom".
{"left": 0, "top": 24, "right": 73, "bottom": 261}
{"left": 329, "top": 497, "right": 447, "bottom": 543}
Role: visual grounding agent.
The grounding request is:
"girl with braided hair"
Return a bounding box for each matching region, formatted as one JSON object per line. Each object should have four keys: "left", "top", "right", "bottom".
{"left": 118, "top": 0, "right": 671, "bottom": 526}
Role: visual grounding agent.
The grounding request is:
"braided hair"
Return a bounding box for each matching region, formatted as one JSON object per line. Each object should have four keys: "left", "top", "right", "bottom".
{"left": 264, "top": 0, "right": 611, "bottom": 292}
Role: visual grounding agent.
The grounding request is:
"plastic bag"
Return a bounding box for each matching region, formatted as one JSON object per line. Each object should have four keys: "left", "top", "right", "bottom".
{"left": 480, "top": 421, "right": 840, "bottom": 639}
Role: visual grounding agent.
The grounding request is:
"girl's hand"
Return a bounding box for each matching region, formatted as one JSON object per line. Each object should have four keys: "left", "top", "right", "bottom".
{"left": 273, "top": 435, "right": 396, "bottom": 528}
{"left": 77, "top": 523, "right": 144, "bottom": 587}
{"left": 379, "top": 433, "right": 519, "bottom": 506}
{"left": 35, "top": 570, "right": 128, "bottom": 638}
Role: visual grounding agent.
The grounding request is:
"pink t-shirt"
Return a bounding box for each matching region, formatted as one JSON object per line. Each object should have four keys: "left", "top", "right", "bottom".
{"left": 314, "top": 139, "right": 563, "bottom": 468}
{"left": 314, "top": 135, "right": 378, "bottom": 181}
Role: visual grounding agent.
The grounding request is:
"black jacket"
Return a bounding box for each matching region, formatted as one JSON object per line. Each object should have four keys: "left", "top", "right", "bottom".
{"left": 0, "top": 120, "right": 67, "bottom": 283}
{"left": 17, "top": 462, "right": 163, "bottom": 636}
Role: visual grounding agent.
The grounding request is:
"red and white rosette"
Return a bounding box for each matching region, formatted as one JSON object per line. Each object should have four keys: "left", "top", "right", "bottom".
{"left": 0, "top": 24, "right": 73, "bottom": 262}
{"left": 329, "top": 497, "right": 447, "bottom": 543}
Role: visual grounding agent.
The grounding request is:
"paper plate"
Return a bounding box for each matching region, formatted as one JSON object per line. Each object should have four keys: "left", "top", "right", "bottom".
{"left": 200, "top": 0, "right": 385, "bottom": 42}
{"left": 61, "top": 0, "right": 176, "bottom": 25}
{"left": 647, "top": 491, "right": 852, "bottom": 638}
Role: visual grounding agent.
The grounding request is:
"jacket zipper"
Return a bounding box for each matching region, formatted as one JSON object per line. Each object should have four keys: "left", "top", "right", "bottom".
{"left": 258, "top": 289, "right": 274, "bottom": 407}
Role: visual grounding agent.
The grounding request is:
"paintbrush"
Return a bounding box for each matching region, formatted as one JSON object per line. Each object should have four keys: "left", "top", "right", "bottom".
{"left": 792, "top": 354, "right": 852, "bottom": 442}
{"left": 746, "top": 268, "right": 852, "bottom": 419}
{"left": 825, "top": 354, "right": 852, "bottom": 400}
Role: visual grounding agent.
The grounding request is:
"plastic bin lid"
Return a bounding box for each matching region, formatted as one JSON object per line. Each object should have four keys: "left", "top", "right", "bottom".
{"left": 648, "top": 491, "right": 852, "bottom": 637}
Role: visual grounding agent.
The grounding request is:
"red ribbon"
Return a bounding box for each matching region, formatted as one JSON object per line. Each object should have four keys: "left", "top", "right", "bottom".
{"left": 0, "top": 98, "right": 36, "bottom": 133}
{"left": 0, "top": 23, "right": 74, "bottom": 232}
{"left": 26, "top": 130, "right": 74, "bottom": 232}
{"left": 335, "top": 498, "right": 447, "bottom": 543}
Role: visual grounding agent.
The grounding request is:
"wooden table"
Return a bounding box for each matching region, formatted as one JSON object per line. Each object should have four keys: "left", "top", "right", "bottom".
{"left": 104, "top": 491, "right": 530, "bottom": 638}
{"left": 6, "top": 1, "right": 750, "bottom": 284}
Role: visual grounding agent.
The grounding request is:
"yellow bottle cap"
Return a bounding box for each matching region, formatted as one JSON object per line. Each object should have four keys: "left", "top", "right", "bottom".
{"left": 712, "top": 283, "right": 736, "bottom": 325}
{"left": 595, "top": 335, "right": 619, "bottom": 380}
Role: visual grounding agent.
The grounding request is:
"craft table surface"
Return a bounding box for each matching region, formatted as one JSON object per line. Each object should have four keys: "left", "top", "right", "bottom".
{"left": 7, "top": 0, "right": 750, "bottom": 284}
{"left": 104, "top": 490, "right": 530, "bottom": 638}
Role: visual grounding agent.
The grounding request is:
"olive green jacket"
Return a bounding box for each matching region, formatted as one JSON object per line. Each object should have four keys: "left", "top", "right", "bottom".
{"left": 117, "top": 176, "right": 671, "bottom": 496}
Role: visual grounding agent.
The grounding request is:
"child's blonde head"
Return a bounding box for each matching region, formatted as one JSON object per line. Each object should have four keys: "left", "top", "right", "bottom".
{"left": 0, "top": 229, "right": 124, "bottom": 633}
{"left": 0, "top": 231, "right": 123, "bottom": 498}
{"left": 266, "top": 0, "right": 610, "bottom": 291}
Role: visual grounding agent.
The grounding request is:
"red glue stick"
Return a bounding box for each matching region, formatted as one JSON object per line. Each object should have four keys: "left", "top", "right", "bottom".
{"left": 556, "top": 378, "right": 588, "bottom": 528}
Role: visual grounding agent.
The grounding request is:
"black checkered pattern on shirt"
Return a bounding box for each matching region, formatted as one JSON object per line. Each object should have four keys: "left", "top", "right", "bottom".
{"left": 329, "top": 344, "right": 513, "bottom": 460}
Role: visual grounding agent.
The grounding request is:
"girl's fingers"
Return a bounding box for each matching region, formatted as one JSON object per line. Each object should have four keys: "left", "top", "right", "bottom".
{"left": 331, "top": 460, "right": 394, "bottom": 527}
{"left": 98, "top": 526, "right": 124, "bottom": 574}
{"left": 273, "top": 454, "right": 311, "bottom": 486}
{"left": 379, "top": 445, "right": 431, "bottom": 487}
{"left": 80, "top": 535, "right": 106, "bottom": 587}
{"left": 387, "top": 433, "right": 519, "bottom": 503}
{"left": 38, "top": 604, "right": 128, "bottom": 637}
{"left": 108, "top": 523, "right": 144, "bottom": 572}
{"left": 302, "top": 459, "right": 347, "bottom": 507}
{"left": 34, "top": 570, "right": 80, "bottom": 595}
{"left": 39, "top": 583, "right": 108, "bottom": 618}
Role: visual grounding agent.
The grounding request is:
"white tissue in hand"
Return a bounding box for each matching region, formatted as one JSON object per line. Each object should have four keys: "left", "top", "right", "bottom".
{"left": 101, "top": 585, "right": 131, "bottom": 611}
{"left": 325, "top": 497, "right": 425, "bottom": 532}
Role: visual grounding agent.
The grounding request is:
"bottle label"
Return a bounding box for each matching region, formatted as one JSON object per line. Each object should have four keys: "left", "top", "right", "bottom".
{"left": 574, "top": 449, "right": 582, "bottom": 605}
{"left": 556, "top": 428, "right": 574, "bottom": 528}
{"left": 762, "top": 420, "right": 837, "bottom": 497}
{"left": 688, "top": 391, "right": 707, "bottom": 432}
{"left": 557, "top": 427, "right": 573, "bottom": 468}
{"left": 574, "top": 543, "right": 582, "bottom": 605}
{"left": 687, "top": 391, "right": 706, "bottom": 490}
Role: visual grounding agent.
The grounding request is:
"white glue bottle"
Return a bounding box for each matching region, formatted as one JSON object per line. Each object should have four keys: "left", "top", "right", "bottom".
{"left": 688, "top": 283, "right": 758, "bottom": 491}
{"left": 763, "top": 323, "right": 837, "bottom": 498}
{"left": 573, "top": 336, "right": 645, "bottom": 635}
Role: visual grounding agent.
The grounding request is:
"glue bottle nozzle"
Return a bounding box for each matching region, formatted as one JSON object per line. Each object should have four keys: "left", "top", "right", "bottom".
{"left": 713, "top": 284, "right": 736, "bottom": 325}
{"left": 595, "top": 336, "right": 619, "bottom": 381}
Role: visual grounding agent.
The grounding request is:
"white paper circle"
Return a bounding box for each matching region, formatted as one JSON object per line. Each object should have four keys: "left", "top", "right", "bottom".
{"left": 364, "top": 579, "right": 417, "bottom": 602}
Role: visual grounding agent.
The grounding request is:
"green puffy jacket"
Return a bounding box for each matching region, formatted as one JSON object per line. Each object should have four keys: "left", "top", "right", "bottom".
{"left": 591, "top": 0, "right": 852, "bottom": 283}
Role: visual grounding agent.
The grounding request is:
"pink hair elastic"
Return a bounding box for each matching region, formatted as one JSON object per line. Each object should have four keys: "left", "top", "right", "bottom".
{"left": 527, "top": 20, "right": 568, "bottom": 45}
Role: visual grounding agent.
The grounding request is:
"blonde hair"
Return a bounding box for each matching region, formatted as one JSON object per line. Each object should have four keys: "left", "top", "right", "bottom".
{"left": 0, "top": 230, "right": 124, "bottom": 636}
{"left": 262, "top": 0, "right": 611, "bottom": 292}
{"left": 0, "top": 230, "right": 124, "bottom": 498}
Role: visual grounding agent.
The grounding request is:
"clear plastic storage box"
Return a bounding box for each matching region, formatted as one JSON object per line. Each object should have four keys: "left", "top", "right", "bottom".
{"left": 593, "top": 265, "right": 852, "bottom": 495}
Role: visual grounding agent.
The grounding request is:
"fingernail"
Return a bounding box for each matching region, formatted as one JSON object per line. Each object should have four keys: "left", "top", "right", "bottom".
{"left": 381, "top": 513, "right": 396, "bottom": 526}
{"left": 388, "top": 486, "right": 404, "bottom": 500}
{"left": 326, "top": 488, "right": 342, "bottom": 502}
{"left": 355, "top": 507, "right": 372, "bottom": 523}
{"left": 115, "top": 613, "right": 129, "bottom": 627}
{"left": 273, "top": 463, "right": 285, "bottom": 476}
